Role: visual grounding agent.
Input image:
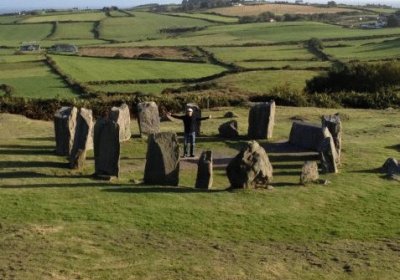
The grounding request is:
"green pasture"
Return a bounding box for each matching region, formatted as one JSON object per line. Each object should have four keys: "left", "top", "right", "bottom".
{"left": 1, "top": 106, "right": 400, "bottom": 279}
{"left": 0, "top": 23, "right": 52, "bottom": 46}
{"left": 215, "top": 70, "right": 320, "bottom": 93}
{"left": 0, "top": 54, "right": 44, "bottom": 63}
{"left": 325, "top": 37, "right": 400, "bottom": 61}
{"left": 88, "top": 82, "right": 184, "bottom": 95}
{"left": 167, "top": 12, "right": 239, "bottom": 23}
{"left": 0, "top": 61, "right": 76, "bottom": 99}
{"left": 21, "top": 12, "right": 107, "bottom": 23}
{"left": 49, "top": 22, "right": 95, "bottom": 40}
{"left": 99, "top": 11, "right": 213, "bottom": 43}
{"left": 0, "top": 15, "right": 24, "bottom": 24}
{"left": 108, "top": 10, "right": 131, "bottom": 17}
{"left": 50, "top": 55, "right": 227, "bottom": 82}
{"left": 41, "top": 39, "right": 108, "bottom": 47}
{"left": 236, "top": 60, "right": 332, "bottom": 69}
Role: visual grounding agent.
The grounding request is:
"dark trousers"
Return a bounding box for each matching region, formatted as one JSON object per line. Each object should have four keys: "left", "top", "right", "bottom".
{"left": 184, "top": 132, "right": 196, "bottom": 156}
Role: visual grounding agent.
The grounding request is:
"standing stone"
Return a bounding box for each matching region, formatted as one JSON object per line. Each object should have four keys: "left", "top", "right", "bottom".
{"left": 186, "top": 103, "right": 202, "bottom": 136}
{"left": 69, "top": 108, "right": 93, "bottom": 170}
{"left": 110, "top": 103, "right": 131, "bottom": 142}
{"left": 382, "top": 158, "right": 400, "bottom": 175}
{"left": 300, "top": 161, "right": 319, "bottom": 185}
{"left": 322, "top": 114, "right": 342, "bottom": 161}
{"left": 318, "top": 134, "right": 338, "bottom": 174}
{"left": 137, "top": 102, "right": 160, "bottom": 136}
{"left": 144, "top": 132, "right": 180, "bottom": 186}
{"left": 218, "top": 120, "right": 239, "bottom": 138}
{"left": 195, "top": 151, "right": 213, "bottom": 189}
{"left": 226, "top": 141, "right": 273, "bottom": 189}
{"left": 94, "top": 118, "right": 120, "bottom": 178}
{"left": 248, "top": 101, "right": 275, "bottom": 139}
{"left": 289, "top": 122, "right": 325, "bottom": 151}
{"left": 54, "top": 106, "right": 77, "bottom": 156}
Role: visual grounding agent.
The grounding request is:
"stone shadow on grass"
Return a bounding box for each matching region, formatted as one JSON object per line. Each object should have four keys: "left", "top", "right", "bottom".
{"left": 0, "top": 161, "right": 68, "bottom": 169}
{"left": 0, "top": 182, "right": 116, "bottom": 189}
{"left": 103, "top": 186, "right": 227, "bottom": 194}
{"left": 0, "top": 171, "right": 94, "bottom": 179}
{"left": 385, "top": 144, "right": 400, "bottom": 152}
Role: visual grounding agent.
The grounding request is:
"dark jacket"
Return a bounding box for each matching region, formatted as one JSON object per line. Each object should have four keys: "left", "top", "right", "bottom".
{"left": 171, "top": 114, "right": 209, "bottom": 134}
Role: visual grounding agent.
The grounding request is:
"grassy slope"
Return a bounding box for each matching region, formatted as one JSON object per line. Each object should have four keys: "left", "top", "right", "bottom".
{"left": 50, "top": 55, "right": 226, "bottom": 82}
{"left": 0, "top": 107, "right": 400, "bottom": 279}
{"left": 88, "top": 82, "right": 184, "bottom": 95}
{"left": 50, "top": 22, "right": 96, "bottom": 40}
{"left": 0, "top": 23, "right": 53, "bottom": 47}
{"left": 167, "top": 12, "right": 239, "bottom": 23}
{"left": 21, "top": 12, "right": 107, "bottom": 23}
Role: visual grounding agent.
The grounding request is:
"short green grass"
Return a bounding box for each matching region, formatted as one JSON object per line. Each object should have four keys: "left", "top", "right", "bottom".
{"left": 88, "top": 82, "right": 184, "bottom": 95}
{"left": 50, "top": 55, "right": 227, "bottom": 82}
{"left": 215, "top": 70, "right": 321, "bottom": 93}
{"left": 0, "top": 23, "right": 53, "bottom": 47}
{"left": 236, "top": 60, "right": 331, "bottom": 69}
{"left": 49, "top": 22, "right": 96, "bottom": 40}
{"left": 21, "top": 12, "right": 107, "bottom": 23}
{"left": 0, "top": 106, "right": 400, "bottom": 279}
{"left": 167, "top": 12, "right": 239, "bottom": 23}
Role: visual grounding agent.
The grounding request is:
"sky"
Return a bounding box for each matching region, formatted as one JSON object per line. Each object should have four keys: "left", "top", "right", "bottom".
{"left": 0, "top": 0, "right": 398, "bottom": 12}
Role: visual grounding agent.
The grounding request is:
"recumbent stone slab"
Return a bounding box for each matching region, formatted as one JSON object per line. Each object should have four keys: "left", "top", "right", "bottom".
{"left": 226, "top": 141, "right": 273, "bottom": 189}
{"left": 137, "top": 102, "right": 160, "bottom": 136}
{"left": 195, "top": 150, "right": 213, "bottom": 189}
{"left": 248, "top": 101, "right": 275, "bottom": 139}
{"left": 94, "top": 118, "right": 120, "bottom": 178}
{"left": 110, "top": 103, "right": 131, "bottom": 142}
{"left": 54, "top": 106, "right": 77, "bottom": 156}
{"left": 144, "top": 132, "right": 180, "bottom": 186}
{"left": 289, "top": 122, "right": 325, "bottom": 151}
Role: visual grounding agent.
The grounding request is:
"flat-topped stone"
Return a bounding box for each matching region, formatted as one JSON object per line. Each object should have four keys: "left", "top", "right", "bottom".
{"left": 111, "top": 103, "right": 131, "bottom": 142}
{"left": 137, "top": 102, "right": 160, "bottom": 136}
{"left": 54, "top": 106, "right": 77, "bottom": 156}
{"left": 248, "top": 101, "right": 275, "bottom": 139}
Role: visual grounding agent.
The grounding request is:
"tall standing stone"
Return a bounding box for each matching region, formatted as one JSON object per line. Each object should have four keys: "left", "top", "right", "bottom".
{"left": 318, "top": 129, "right": 339, "bottom": 174}
{"left": 195, "top": 151, "right": 213, "bottom": 189}
{"left": 111, "top": 103, "right": 131, "bottom": 142}
{"left": 144, "top": 132, "right": 180, "bottom": 186}
{"left": 226, "top": 141, "right": 273, "bottom": 189}
{"left": 54, "top": 106, "right": 77, "bottom": 156}
{"left": 248, "top": 101, "right": 275, "bottom": 139}
{"left": 322, "top": 114, "right": 342, "bottom": 161}
{"left": 186, "top": 103, "right": 202, "bottom": 136}
{"left": 69, "top": 108, "right": 93, "bottom": 170}
{"left": 94, "top": 118, "right": 120, "bottom": 178}
{"left": 137, "top": 102, "right": 160, "bottom": 136}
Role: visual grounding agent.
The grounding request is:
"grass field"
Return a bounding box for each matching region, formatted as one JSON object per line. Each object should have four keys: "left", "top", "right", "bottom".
{"left": 49, "top": 22, "right": 96, "bottom": 40}
{"left": 0, "top": 15, "right": 23, "bottom": 24}
{"left": 209, "top": 3, "right": 357, "bottom": 16}
{"left": 0, "top": 23, "right": 52, "bottom": 46}
{"left": 215, "top": 70, "right": 320, "bottom": 93}
{"left": 88, "top": 82, "right": 184, "bottom": 95}
{"left": 0, "top": 61, "right": 77, "bottom": 99}
{"left": 99, "top": 12, "right": 213, "bottom": 42}
{"left": 236, "top": 60, "right": 332, "bottom": 69}
{"left": 1, "top": 106, "right": 400, "bottom": 279}
{"left": 167, "top": 12, "right": 239, "bottom": 23}
{"left": 21, "top": 12, "right": 107, "bottom": 23}
{"left": 50, "top": 55, "right": 226, "bottom": 82}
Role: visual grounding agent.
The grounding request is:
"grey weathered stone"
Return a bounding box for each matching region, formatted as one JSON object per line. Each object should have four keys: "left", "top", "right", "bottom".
{"left": 137, "top": 102, "right": 160, "bottom": 136}
{"left": 69, "top": 108, "right": 93, "bottom": 169}
{"left": 218, "top": 120, "right": 239, "bottom": 138}
{"left": 224, "top": 111, "right": 238, "bottom": 118}
{"left": 195, "top": 151, "right": 213, "bottom": 189}
{"left": 300, "top": 161, "right": 319, "bottom": 185}
{"left": 289, "top": 122, "right": 325, "bottom": 151}
{"left": 248, "top": 101, "right": 275, "bottom": 139}
{"left": 186, "top": 103, "right": 202, "bottom": 135}
{"left": 94, "top": 118, "right": 120, "bottom": 178}
{"left": 318, "top": 133, "right": 338, "bottom": 174}
{"left": 382, "top": 158, "right": 400, "bottom": 175}
{"left": 144, "top": 132, "right": 180, "bottom": 186}
{"left": 322, "top": 114, "right": 342, "bottom": 161}
{"left": 54, "top": 106, "right": 77, "bottom": 156}
{"left": 110, "top": 103, "right": 131, "bottom": 142}
{"left": 226, "top": 141, "right": 273, "bottom": 189}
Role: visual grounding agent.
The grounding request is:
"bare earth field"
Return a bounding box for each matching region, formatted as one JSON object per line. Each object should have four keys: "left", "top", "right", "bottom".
{"left": 209, "top": 4, "right": 356, "bottom": 16}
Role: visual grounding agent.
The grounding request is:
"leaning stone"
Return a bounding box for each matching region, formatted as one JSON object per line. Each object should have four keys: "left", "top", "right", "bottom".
{"left": 137, "top": 102, "right": 160, "bottom": 136}
{"left": 94, "top": 118, "right": 120, "bottom": 178}
{"left": 218, "top": 120, "right": 239, "bottom": 138}
{"left": 195, "top": 151, "right": 213, "bottom": 189}
{"left": 318, "top": 134, "right": 338, "bottom": 174}
{"left": 144, "top": 132, "right": 180, "bottom": 186}
{"left": 247, "top": 101, "right": 275, "bottom": 139}
{"left": 110, "top": 103, "right": 131, "bottom": 142}
{"left": 69, "top": 108, "right": 93, "bottom": 170}
{"left": 289, "top": 122, "right": 325, "bottom": 151}
{"left": 186, "top": 103, "right": 202, "bottom": 136}
{"left": 300, "top": 161, "right": 319, "bottom": 185}
{"left": 322, "top": 113, "right": 342, "bottom": 161}
{"left": 54, "top": 106, "right": 77, "bottom": 156}
{"left": 382, "top": 158, "right": 400, "bottom": 175}
{"left": 226, "top": 141, "right": 273, "bottom": 189}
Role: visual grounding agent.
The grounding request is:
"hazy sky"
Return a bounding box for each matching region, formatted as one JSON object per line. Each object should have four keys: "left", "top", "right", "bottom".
{"left": 0, "top": 0, "right": 398, "bottom": 11}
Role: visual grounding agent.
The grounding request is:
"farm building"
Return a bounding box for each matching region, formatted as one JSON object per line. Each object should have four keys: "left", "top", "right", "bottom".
{"left": 49, "top": 44, "right": 79, "bottom": 53}
{"left": 19, "top": 42, "right": 41, "bottom": 52}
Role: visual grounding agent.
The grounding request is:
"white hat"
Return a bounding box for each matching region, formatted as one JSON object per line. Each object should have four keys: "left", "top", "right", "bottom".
{"left": 186, "top": 108, "right": 193, "bottom": 112}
